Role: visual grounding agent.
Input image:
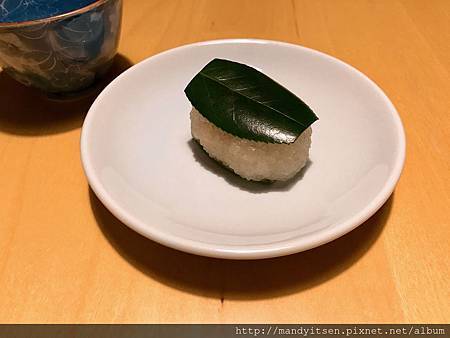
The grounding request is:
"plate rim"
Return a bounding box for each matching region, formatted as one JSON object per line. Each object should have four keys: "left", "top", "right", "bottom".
{"left": 80, "top": 38, "right": 406, "bottom": 259}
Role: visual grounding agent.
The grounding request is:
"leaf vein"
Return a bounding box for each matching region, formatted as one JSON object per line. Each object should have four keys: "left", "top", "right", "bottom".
{"left": 199, "top": 71, "right": 308, "bottom": 128}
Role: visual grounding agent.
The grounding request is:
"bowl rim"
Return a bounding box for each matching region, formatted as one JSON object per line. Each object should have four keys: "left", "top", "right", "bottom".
{"left": 0, "top": 0, "right": 115, "bottom": 28}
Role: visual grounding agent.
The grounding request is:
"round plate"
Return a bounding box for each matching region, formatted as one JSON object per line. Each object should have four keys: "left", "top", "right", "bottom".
{"left": 81, "top": 39, "right": 405, "bottom": 259}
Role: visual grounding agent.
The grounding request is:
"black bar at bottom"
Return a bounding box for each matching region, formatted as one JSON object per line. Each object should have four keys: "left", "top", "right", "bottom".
{"left": 0, "top": 324, "right": 448, "bottom": 338}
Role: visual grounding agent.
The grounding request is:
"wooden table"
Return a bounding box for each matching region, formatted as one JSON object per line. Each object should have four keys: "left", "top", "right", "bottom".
{"left": 0, "top": 0, "right": 448, "bottom": 323}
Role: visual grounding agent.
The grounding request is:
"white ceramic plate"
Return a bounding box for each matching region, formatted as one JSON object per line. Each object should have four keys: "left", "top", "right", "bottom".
{"left": 81, "top": 39, "right": 405, "bottom": 259}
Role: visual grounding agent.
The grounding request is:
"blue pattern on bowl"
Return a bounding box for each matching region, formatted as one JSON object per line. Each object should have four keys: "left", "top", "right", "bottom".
{"left": 0, "top": 0, "right": 122, "bottom": 93}
{"left": 0, "top": 0, "right": 97, "bottom": 23}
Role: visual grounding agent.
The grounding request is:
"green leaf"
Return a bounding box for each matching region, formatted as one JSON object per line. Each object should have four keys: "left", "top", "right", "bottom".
{"left": 184, "top": 58, "right": 318, "bottom": 144}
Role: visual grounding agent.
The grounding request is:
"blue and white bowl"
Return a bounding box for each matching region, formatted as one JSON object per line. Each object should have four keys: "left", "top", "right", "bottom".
{"left": 0, "top": 0, "right": 122, "bottom": 93}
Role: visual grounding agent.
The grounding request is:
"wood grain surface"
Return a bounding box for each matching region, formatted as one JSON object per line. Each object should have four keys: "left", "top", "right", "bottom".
{"left": 0, "top": 0, "right": 449, "bottom": 323}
